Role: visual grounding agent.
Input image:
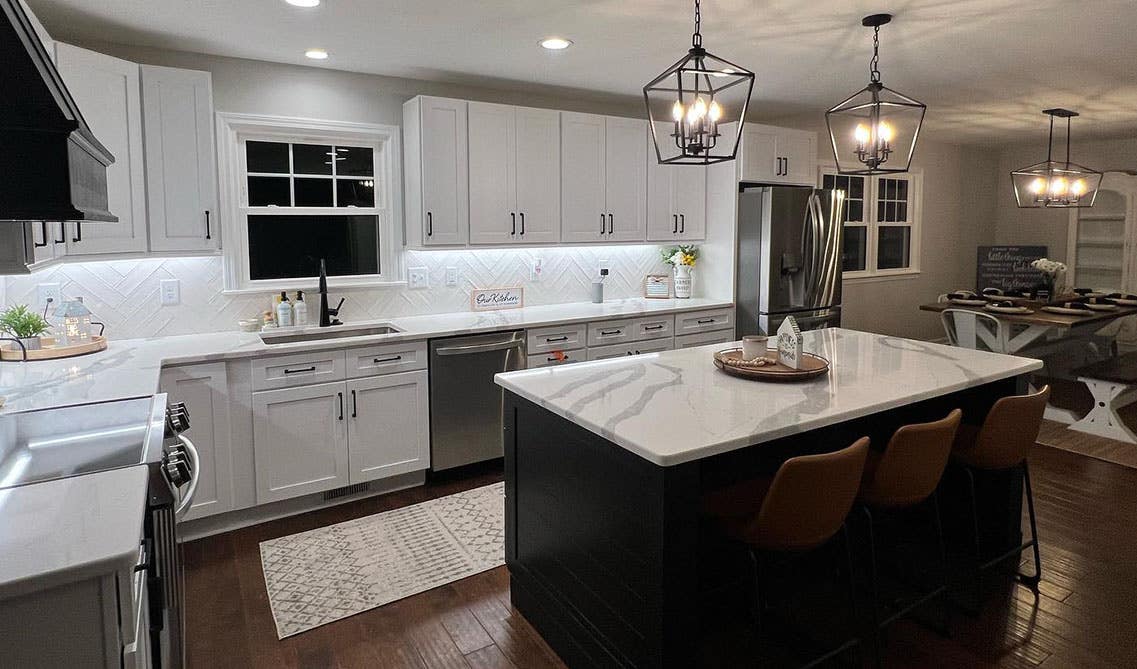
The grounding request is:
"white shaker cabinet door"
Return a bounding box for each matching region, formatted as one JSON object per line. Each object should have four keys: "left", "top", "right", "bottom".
{"left": 604, "top": 116, "right": 647, "bottom": 241}
{"left": 253, "top": 381, "right": 349, "bottom": 504}
{"left": 141, "top": 65, "right": 219, "bottom": 252}
{"left": 560, "top": 112, "right": 608, "bottom": 243}
{"left": 346, "top": 370, "right": 430, "bottom": 484}
{"left": 420, "top": 97, "right": 469, "bottom": 246}
{"left": 55, "top": 43, "right": 148, "bottom": 255}
{"left": 778, "top": 130, "right": 817, "bottom": 187}
{"left": 160, "top": 362, "right": 233, "bottom": 521}
{"left": 672, "top": 163, "right": 707, "bottom": 240}
{"left": 513, "top": 107, "right": 561, "bottom": 243}
{"left": 739, "top": 125, "right": 780, "bottom": 184}
{"left": 468, "top": 101, "right": 516, "bottom": 245}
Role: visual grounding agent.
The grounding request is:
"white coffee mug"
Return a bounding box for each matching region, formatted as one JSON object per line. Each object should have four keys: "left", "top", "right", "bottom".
{"left": 742, "top": 335, "right": 768, "bottom": 360}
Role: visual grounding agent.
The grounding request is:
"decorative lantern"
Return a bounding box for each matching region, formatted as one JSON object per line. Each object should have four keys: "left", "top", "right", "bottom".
{"left": 825, "top": 14, "right": 926, "bottom": 176}
{"left": 1011, "top": 109, "right": 1102, "bottom": 208}
{"left": 642, "top": 0, "right": 755, "bottom": 165}
{"left": 54, "top": 297, "right": 93, "bottom": 346}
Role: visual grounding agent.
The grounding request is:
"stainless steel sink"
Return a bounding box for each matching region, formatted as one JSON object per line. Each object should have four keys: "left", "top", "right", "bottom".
{"left": 259, "top": 324, "right": 402, "bottom": 345}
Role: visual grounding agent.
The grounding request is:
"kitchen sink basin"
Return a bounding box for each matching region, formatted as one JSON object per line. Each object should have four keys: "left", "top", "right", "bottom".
{"left": 260, "top": 324, "right": 402, "bottom": 345}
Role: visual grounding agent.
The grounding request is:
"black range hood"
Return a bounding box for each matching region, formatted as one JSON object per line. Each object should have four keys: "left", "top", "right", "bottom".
{"left": 0, "top": 0, "right": 116, "bottom": 223}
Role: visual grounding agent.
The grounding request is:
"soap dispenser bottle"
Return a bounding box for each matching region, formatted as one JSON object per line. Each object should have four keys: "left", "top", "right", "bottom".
{"left": 293, "top": 290, "right": 308, "bottom": 327}
{"left": 276, "top": 291, "right": 293, "bottom": 327}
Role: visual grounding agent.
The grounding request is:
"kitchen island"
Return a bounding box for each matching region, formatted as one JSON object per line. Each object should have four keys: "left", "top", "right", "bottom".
{"left": 494, "top": 328, "right": 1043, "bottom": 668}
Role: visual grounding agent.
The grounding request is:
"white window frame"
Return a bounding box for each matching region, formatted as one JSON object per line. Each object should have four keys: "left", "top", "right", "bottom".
{"left": 819, "top": 166, "right": 923, "bottom": 280}
{"left": 216, "top": 112, "right": 403, "bottom": 292}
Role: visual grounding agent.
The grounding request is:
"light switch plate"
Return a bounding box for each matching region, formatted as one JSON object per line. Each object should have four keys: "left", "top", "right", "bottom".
{"left": 160, "top": 279, "right": 180, "bottom": 306}
{"left": 408, "top": 267, "right": 429, "bottom": 289}
{"left": 445, "top": 266, "right": 459, "bottom": 287}
{"left": 530, "top": 257, "right": 543, "bottom": 282}
{"left": 37, "top": 283, "right": 61, "bottom": 308}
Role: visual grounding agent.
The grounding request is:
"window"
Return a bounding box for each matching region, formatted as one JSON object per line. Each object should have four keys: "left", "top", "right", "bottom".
{"left": 821, "top": 168, "right": 921, "bottom": 278}
{"left": 216, "top": 114, "right": 401, "bottom": 291}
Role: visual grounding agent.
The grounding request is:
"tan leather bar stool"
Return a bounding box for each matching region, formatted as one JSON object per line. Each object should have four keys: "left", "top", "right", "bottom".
{"left": 702, "top": 437, "right": 870, "bottom": 668}
{"left": 858, "top": 409, "right": 962, "bottom": 665}
{"left": 952, "top": 385, "right": 1049, "bottom": 607}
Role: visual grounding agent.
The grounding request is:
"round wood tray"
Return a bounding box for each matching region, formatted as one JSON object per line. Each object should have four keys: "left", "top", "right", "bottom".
{"left": 1, "top": 335, "right": 108, "bottom": 361}
{"left": 713, "top": 348, "right": 830, "bottom": 382}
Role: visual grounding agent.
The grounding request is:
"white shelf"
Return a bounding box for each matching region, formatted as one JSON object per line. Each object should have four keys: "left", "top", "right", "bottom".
{"left": 1078, "top": 240, "right": 1124, "bottom": 248}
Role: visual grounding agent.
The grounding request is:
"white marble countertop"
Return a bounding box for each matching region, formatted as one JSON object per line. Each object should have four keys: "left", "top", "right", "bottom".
{"left": 494, "top": 328, "right": 1044, "bottom": 466}
{"left": 0, "top": 298, "right": 731, "bottom": 414}
{"left": 0, "top": 465, "right": 149, "bottom": 600}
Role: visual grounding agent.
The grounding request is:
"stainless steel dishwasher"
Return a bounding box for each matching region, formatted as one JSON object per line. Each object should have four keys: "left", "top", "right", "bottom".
{"left": 429, "top": 330, "right": 526, "bottom": 471}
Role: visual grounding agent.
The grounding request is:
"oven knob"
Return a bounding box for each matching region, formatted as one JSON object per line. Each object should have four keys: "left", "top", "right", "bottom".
{"left": 164, "top": 454, "right": 191, "bottom": 486}
{"left": 164, "top": 402, "right": 191, "bottom": 437}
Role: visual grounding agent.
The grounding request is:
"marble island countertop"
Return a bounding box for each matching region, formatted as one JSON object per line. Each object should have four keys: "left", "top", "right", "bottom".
{"left": 494, "top": 328, "right": 1044, "bottom": 466}
{"left": 0, "top": 297, "right": 730, "bottom": 414}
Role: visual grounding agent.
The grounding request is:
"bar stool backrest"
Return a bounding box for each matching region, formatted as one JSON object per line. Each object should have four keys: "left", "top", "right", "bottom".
{"left": 971, "top": 385, "right": 1051, "bottom": 470}
{"left": 861, "top": 409, "right": 962, "bottom": 509}
{"left": 747, "top": 437, "right": 870, "bottom": 551}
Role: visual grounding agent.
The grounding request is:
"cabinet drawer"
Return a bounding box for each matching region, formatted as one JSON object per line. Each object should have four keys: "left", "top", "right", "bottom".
{"left": 252, "top": 349, "right": 346, "bottom": 390}
{"left": 346, "top": 340, "right": 427, "bottom": 378}
{"left": 675, "top": 308, "right": 734, "bottom": 335}
{"left": 587, "top": 338, "right": 673, "bottom": 360}
{"left": 528, "top": 323, "right": 587, "bottom": 353}
{"left": 527, "top": 350, "right": 584, "bottom": 368}
{"left": 587, "top": 319, "right": 634, "bottom": 347}
{"left": 630, "top": 315, "right": 674, "bottom": 341}
{"left": 676, "top": 330, "right": 736, "bottom": 349}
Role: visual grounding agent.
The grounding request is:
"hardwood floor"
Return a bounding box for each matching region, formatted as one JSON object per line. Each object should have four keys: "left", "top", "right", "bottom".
{"left": 184, "top": 445, "right": 1137, "bottom": 668}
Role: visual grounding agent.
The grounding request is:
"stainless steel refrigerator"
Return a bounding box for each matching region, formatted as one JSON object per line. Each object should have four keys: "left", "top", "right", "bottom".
{"left": 736, "top": 185, "right": 845, "bottom": 338}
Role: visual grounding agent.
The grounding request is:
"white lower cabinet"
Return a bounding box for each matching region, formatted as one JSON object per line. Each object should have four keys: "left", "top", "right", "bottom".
{"left": 253, "top": 381, "right": 349, "bottom": 504}
{"left": 347, "top": 371, "right": 430, "bottom": 483}
{"left": 587, "top": 338, "right": 674, "bottom": 360}
{"left": 675, "top": 329, "right": 736, "bottom": 349}
{"left": 160, "top": 362, "right": 233, "bottom": 521}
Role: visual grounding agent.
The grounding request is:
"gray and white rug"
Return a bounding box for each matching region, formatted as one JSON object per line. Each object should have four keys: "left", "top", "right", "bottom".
{"left": 259, "top": 482, "right": 505, "bottom": 638}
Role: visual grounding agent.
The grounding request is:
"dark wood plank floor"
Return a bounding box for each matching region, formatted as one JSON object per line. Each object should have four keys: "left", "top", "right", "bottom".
{"left": 185, "top": 445, "right": 1137, "bottom": 668}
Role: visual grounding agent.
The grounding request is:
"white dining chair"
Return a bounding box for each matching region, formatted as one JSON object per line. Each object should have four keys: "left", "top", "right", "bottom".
{"left": 940, "top": 308, "right": 1011, "bottom": 353}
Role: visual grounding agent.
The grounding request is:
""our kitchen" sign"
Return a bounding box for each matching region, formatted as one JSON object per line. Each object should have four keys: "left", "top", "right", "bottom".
{"left": 471, "top": 287, "right": 524, "bottom": 311}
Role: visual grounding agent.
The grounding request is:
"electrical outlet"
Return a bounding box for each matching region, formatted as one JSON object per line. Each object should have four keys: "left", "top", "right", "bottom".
{"left": 37, "top": 283, "right": 61, "bottom": 308}
{"left": 160, "top": 279, "right": 180, "bottom": 306}
{"left": 408, "top": 266, "right": 429, "bottom": 289}
{"left": 530, "top": 258, "right": 543, "bottom": 282}
{"left": 598, "top": 259, "right": 610, "bottom": 275}
{"left": 445, "top": 266, "right": 459, "bottom": 287}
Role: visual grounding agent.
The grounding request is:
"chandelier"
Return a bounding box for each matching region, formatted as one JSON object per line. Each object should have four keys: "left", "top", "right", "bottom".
{"left": 1011, "top": 109, "right": 1102, "bottom": 208}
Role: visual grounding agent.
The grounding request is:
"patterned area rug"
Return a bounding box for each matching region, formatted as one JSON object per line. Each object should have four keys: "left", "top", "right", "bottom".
{"left": 260, "top": 482, "right": 505, "bottom": 638}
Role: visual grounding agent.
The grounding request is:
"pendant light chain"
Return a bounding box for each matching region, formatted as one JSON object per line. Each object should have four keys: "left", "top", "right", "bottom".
{"left": 691, "top": 0, "right": 702, "bottom": 48}
{"left": 869, "top": 24, "right": 881, "bottom": 83}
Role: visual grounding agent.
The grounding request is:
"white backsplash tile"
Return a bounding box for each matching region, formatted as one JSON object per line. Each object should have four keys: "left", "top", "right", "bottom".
{"left": 4, "top": 247, "right": 674, "bottom": 339}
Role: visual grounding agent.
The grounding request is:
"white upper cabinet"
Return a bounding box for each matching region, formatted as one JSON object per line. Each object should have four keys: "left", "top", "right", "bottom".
{"left": 739, "top": 123, "right": 817, "bottom": 187}
{"left": 141, "top": 65, "right": 219, "bottom": 253}
{"left": 404, "top": 96, "right": 469, "bottom": 246}
{"left": 647, "top": 122, "right": 707, "bottom": 242}
{"left": 55, "top": 43, "right": 148, "bottom": 255}
{"left": 561, "top": 113, "right": 647, "bottom": 243}
{"left": 468, "top": 104, "right": 561, "bottom": 245}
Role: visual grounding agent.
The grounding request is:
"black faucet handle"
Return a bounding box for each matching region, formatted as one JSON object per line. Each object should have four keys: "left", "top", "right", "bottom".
{"left": 328, "top": 297, "right": 345, "bottom": 317}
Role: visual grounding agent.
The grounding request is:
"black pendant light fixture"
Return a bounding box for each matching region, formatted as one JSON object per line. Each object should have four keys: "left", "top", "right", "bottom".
{"left": 1011, "top": 109, "right": 1102, "bottom": 208}
{"left": 825, "top": 14, "right": 925, "bottom": 176}
{"left": 643, "top": 0, "right": 754, "bottom": 165}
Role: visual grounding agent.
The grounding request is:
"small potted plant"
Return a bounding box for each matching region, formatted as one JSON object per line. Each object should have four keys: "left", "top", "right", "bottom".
{"left": 0, "top": 305, "right": 51, "bottom": 351}
{"left": 662, "top": 245, "right": 699, "bottom": 298}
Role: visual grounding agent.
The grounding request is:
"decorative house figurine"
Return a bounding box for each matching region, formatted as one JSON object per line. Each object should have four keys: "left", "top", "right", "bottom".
{"left": 54, "top": 297, "right": 94, "bottom": 346}
{"left": 777, "top": 316, "right": 804, "bottom": 370}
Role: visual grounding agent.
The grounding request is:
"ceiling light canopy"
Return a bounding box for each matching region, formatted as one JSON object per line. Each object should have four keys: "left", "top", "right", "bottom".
{"left": 305, "top": 48, "right": 328, "bottom": 60}
{"left": 1011, "top": 109, "right": 1102, "bottom": 208}
{"left": 284, "top": 0, "right": 320, "bottom": 7}
{"left": 642, "top": 0, "right": 754, "bottom": 165}
{"left": 539, "top": 37, "right": 573, "bottom": 50}
{"left": 825, "top": 14, "right": 925, "bottom": 176}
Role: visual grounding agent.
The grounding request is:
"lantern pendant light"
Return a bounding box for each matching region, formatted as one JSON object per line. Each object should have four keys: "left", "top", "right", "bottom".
{"left": 643, "top": 0, "right": 755, "bottom": 165}
{"left": 825, "top": 14, "right": 926, "bottom": 176}
{"left": 1011, "top": 109, "right": 1102, "bottom": 208}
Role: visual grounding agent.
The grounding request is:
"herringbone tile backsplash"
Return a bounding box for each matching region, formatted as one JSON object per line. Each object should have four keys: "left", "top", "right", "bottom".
{"left": 3, "top": 247, "right": 676, "bottom": 339}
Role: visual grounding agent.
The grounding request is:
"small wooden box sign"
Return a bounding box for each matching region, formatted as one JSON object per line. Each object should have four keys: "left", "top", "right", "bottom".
{"left": 471, "top": 287, "right": 524, "bottom": 311}
{"left": 777, "top": 316, "right": 804, "bottom": 370}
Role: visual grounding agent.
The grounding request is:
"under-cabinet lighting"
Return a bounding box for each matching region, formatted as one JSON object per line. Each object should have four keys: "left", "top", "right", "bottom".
{"left": 285, "top": 0, "right": 320, "bottom": 7}
{"left": 539, "top": 37, "right": 573, "bottom": 50}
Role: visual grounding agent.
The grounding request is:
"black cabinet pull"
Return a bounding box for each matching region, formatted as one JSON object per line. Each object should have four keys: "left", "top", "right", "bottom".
{"left": 697, "top": 318, "right": 714, "bottom": 324}
{"left": 337, "top": 392, "right": 344, "bottom": 421}
{"left": 600, "top": 329, "right": 622, "bottom": 336}
{"left": 373, "top": 355, "right": 402, "bottom": 364}
{"left": 205, "top": 210, "right": 211, "bottom": 240}
{"left": 607, "top": 213, "right": 613, "bottom": 234}
{"left": 600, "top": 213, "right": 606, "bottom": 234}
{"left": 519, "top": 212, "right": 525, "bottom": 235}
{"left": 784, "top": 157, "right": 789, "bottom": 176}
{"left": 545, "top": 336, "right": 568, "bottom": 342}
{"left": 635, "top": 350, "right": 642, "bottom": 355}
{"left": 351, "top": 390, "right": 357, "bottom": 418}
{"left": 34, "top": 221, "right": 48, "bottom": 248}
{"left": 54, "top": 223, "right": 66, "bottom": 245}
{"left": 679, "top": 214, "right": 685, "bottom": 233}
{"left": 427, "top": 212, "right": 433, "bottom": 237}
{"left": 546, "top": 356, "right": 563, "bottom": 362}
{"left": 644, "top": 324, "right": 664, "bottom": 331}
{"left": 511, "top": 212, "right": 516, "bottom": 235}
{"left": 672, "top": 214, "right": 678, "bottom": 234}
{"left": 283, "top": 366, "right": 316, "bottom": 374}
{"left": 72, "top": 221, "right": 82, "bottom": 243}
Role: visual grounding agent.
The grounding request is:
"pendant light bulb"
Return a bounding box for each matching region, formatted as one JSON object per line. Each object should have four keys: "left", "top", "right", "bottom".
{"left": 878, "top": 121, "right": 894, "bottom": 143}
{"left": 693, "top": 96, "right": 708, "bottom": 119}
{"left": 1050, "top": 177, "right": 1068, "bottom": 196}
{"left": 854, "top": 124, "right": 870, "bottom": 144}
{"left": 1072, "top": 179, "right": 1088, "bottom": 196}
{"left": 1028, "top": 177, "right": 1046, "bottom": 195}
{"left": 671, "top": 100, "right": 685, "bottom": 122}
{"left": 708, "top": 100, "right": 723, "bottom": 123}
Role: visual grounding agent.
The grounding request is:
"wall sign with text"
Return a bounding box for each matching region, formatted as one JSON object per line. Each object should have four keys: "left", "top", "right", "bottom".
{"left": 976, "top": 245, "right": 1048, "bottom": 292}
{"left": 470, "top": 287, "right": 524, "bottom": 311}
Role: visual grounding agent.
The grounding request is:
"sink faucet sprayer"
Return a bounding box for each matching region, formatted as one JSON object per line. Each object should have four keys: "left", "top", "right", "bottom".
{"left": 318, "top": 259, "right": 344, "bottom": 327}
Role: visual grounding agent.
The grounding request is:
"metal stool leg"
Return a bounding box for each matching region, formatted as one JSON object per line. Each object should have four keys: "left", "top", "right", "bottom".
{"left": 861, "top": 506, "right": 883, "bottom": 668}
{"left": 747, "top": 547, "right": 765, "bottom": 636}
{"left": 964, "top": 466, "right": 983, "bottom": 615}
{"left": 930, "top": 490, "right": 952, "bottom": 636}
{"left": 1019, "top": 462, "right": 1042, "bottom": 589}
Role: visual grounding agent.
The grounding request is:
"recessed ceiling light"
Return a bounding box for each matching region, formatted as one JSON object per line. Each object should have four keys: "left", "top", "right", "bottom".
{"left": 539, "top": 37, "right": 573, "bottom": 50}
{"left": 305, "top": 48, "right": 329, "bottom": 60}
{"left": 285, "top": 0, "right": 320, "bottom": 7}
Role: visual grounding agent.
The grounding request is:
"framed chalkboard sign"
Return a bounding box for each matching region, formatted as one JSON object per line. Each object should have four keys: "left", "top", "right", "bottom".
{"left": 976, "top": 246, "right": 1048, "bottom": 292}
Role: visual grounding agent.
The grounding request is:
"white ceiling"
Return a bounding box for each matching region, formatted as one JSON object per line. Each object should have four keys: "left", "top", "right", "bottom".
{"left": 27, "top": 0, "right": 1137, "bottom": 144}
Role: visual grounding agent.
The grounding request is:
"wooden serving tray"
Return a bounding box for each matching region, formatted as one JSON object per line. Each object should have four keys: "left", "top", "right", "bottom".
{"left": 1, "top": 335, "right": 108, "bottom": 361}
{"left": 713, "top": 348, "right": 829, "bottom": 382}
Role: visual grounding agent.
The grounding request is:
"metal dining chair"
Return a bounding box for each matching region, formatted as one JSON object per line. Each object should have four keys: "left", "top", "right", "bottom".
{"left": 940, "top": 308, "right": 1011, "bottom": 353}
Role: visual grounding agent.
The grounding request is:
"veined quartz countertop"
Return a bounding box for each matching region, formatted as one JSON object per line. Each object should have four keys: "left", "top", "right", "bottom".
{"left": 0, "top": 298, "right": 730, "bottom": 414}
{"left": 494, "top": 328, "right": 1044, "bottom": 466}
